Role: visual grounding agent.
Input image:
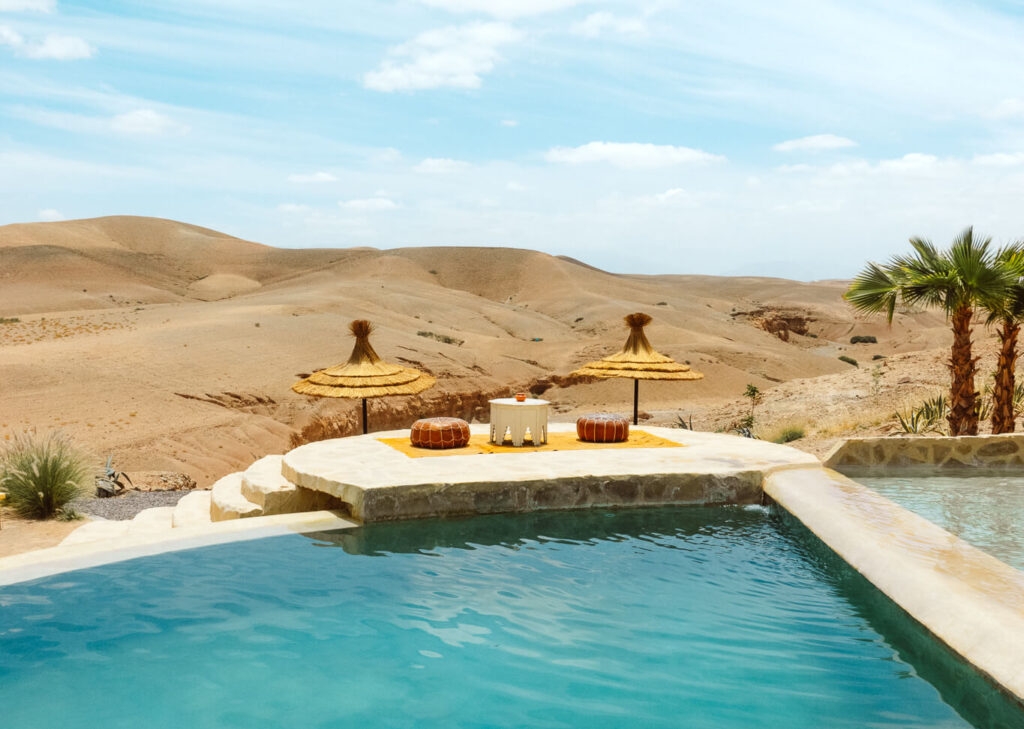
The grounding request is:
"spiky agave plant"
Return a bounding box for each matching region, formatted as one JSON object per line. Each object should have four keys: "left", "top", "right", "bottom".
{"left": 0, "top": 431, "right": 91, "bottom": 519}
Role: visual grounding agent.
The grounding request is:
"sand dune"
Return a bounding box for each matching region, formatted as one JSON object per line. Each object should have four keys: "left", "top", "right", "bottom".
{"left": 0, "top": 216, "right": 962, "bottom": 485}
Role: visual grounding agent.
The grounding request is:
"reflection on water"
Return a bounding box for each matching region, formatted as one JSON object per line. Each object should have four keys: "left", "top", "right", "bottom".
{"left": 0, "top": 505, "right": 1021, "bottom": 728}
{"left": 850, "top": 471, "right": 1024, "bottom": 570}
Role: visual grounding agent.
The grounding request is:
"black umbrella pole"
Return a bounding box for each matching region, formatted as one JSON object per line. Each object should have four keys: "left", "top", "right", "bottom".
{"left": 362, "top": 398, "right": 368, "bottom": 434}
{"left": 633, "top": 379, "right": 639, "bottom": 425}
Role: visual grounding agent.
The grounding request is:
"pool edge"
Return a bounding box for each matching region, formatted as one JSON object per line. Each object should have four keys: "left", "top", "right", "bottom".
{"left": 765, "top": 466, "right": 1024, "bottom": 707}
{"left": 0, "top": 510, "right": 358, "bottom": 586}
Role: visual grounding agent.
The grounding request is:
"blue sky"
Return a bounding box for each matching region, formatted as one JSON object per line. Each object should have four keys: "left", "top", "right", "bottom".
{"left": 4, "top": 0, "right": 1024, "bottom": 278}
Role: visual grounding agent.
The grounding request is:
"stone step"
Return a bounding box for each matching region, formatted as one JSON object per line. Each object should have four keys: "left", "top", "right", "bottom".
{"left": 172, "top": 490, "right": 213, "bottom": 528}
{"left": 241, "top": 455, "right": 336, "bottom": 516}
{"left": 127, "top": 506, "right": 175, "bottom": 534}
{"left": 210, "top": 472, "right": 263, "bottom": 521}
{"left": 61, "top": 519, "right": 131, "bottom": 546}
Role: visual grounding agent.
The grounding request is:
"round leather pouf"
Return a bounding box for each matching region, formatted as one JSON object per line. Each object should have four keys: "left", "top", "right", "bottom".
{"left": 576, "top": 413, "right": 630, "bottom": 443}
{"left": 410, "top": 417, "right": 471, "bottom": 449}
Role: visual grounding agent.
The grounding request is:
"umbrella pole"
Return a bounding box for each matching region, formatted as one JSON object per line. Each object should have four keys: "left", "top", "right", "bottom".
{"left": 362, "top": 397, "right": 368, "bottom": 434}
{"left": 633, "top": 378, "right": 639, "bottom": 425}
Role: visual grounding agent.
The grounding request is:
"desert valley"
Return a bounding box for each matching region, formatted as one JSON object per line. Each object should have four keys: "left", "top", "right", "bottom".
{"left": 0, "top": 214, "right": 979, "bottom": 492}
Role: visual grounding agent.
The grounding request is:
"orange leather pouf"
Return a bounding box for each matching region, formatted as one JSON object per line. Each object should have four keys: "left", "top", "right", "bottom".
{"left": 410, "top": 417, "right": 471, "bottom": 449}
{"left": 576, "top": 413, "right": 630, "bottom": 443}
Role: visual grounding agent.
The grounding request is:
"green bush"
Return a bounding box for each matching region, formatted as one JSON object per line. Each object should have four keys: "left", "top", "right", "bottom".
{"left": 0, "top": 432, "right": 92, "bottom": 519}
{"left": 773, "top": 426, "right": 805, "bottom": 443}
{"left": 0, "top": 316, "right": 20, "bottom": 324}
{"left": 838, "top": 355, "right": 858, "bottom": 367}
{"left": 872, "top": 354, "right": 886, "bottom": 360}
{"left": 850, "top": 335, "right": 877, "bottom": 344}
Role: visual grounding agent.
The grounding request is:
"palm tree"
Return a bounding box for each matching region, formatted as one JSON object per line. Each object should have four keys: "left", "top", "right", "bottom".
{"left": 845, "top": 227, "right": 1013, "bottom": 436}
{"left": 986, "top": 245, "right": 1024, "bottom": 434}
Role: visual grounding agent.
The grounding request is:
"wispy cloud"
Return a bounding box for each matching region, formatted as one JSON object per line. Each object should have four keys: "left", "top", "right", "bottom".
{"left": 985, "top": 98, "right": 1024, "bottom": 121}
{"left": 111, "top": 109, "right": 188, "bottom": 135}
{"left": 0, "top": 25, "right": 93, "bottom": 59}
{"left": 277, "top": 203, "right": 311, "bottom": 213}
{"left": 287, "top": 171, "right": 337, "bottom": 183}
{"left": 415, "top": 157, "right": 469, "bottom": 173}
{"left": 500, "top": 119, "right": 518, "bottom": 127}
{"left": 973, "top": 152, "right": 1024, "bottom": 167}
{"left": 364, "top": 22, "right": 522, "bottom": 92}
{"left": 546, "top": 142, "right": 724, "bottom": 168}
{"left": 37, "top": 207, "right": 64, "bottom": 221}
{"left": 339, "top": 197, "right": 398, "bottom": 211}
{"left": 773, "top": 134, "right": 856, "bottom": 152}
{"left": 0, "top": 0, "right": 55, "bottom": 11}
{"left": 571, "top": 12, "right": 646, "bottom": 38}
{"left": 418, "top": 0, "right": 582, "bottom": 19}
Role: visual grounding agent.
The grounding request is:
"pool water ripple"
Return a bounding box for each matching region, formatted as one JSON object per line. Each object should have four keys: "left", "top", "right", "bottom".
{"left": 1, "top": 506, "right": 1021, "bottom": 729}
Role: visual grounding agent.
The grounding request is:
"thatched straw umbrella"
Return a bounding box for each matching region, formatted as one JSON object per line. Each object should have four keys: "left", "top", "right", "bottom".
{"left": 572, "top": 312, "right": 703, "bottom": 424}
{"left": 292, "top": 320, "right": 436, "bottom": 434}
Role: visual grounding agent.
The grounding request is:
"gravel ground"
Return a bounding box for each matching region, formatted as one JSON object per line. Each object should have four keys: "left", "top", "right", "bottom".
{"left": 74, "top": 490, "right": 189, "bottom": 521}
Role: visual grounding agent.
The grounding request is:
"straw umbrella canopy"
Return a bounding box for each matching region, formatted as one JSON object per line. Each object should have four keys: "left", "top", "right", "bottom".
{"left": 572, "top": 312, "right": 703, "bottom": 424}
{"left": 292, "top": 320, "right": 436, "bottom": 434}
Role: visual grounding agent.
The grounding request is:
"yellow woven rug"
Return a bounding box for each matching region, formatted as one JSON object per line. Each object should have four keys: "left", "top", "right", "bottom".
{"left": 378, "top": 430, "right": 684, "bottom": 458}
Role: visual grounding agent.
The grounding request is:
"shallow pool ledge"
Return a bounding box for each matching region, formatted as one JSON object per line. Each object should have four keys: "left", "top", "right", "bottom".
{"left": 765, "top": 467, "right": 1024, "bottom": 704}
{"left": 282, "top": 424, "right": 820, "bottom": 522}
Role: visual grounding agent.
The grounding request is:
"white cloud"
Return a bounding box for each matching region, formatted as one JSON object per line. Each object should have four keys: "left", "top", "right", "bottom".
{"left": 653, "top": 188, "right": 688, "bottom": 203}
{"left": 339, "top": 197, "right": 398, "bottom": 211}
{"left": 878, "top": 152, "right": 939, "bottom": 173}
{"left": 506, "top": 180, "right": 526, "bottom": 191}
{"left": 0, "top": 25, "right": 93, "bottom": 59}
{"left": 373, "top": 147, "right": 402, "bottom": 162}
{"left": 986, "top": 98, "right": 1024, "bottom": 120}
{"left": 277, "top": 203, "right": 311, "bottom": 213}
{"left": 0, "top": 0, "right": 55, "bottom": 11}
{"left": 973, "top": 152, "right": 1024, "bottom": 167}
{"left": 418, "top": 0, "right": 581, "bottom": 19}
{"left": 571, "top": 12, "right": 646, "bottom": 38}
{"left": 111, "top": 109, "right": 188, "bottom": 135}
{"left": 415, "top": 157, "right": 469, "bottom": 173}
{"left": 500, "top": 119, "right": 518, "bottom": 127}
{"left": 37, "top": 208, "right": 64, "bottom": 221}
{"left": 287, "top": 171, "right": 337, "bottom": 183}
{"left": 0, "top": 25, "right": 21, "bottom": 47}
{"left": 24, "top": 34, "right": 93, "bottom": 59}
{"left": 363, "top": 22, "right": 522, "bottom": 92}
{"left": 776, "top": 163, "right": 814, "bottom": 173}
{"left": 545, "top": 141, "right": 724, "bottom": 168}
{"left": 773, "top": 134, "right": 856, "bottom": 152}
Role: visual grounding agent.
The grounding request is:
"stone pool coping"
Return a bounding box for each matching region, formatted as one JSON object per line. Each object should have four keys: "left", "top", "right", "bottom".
{"left": 0, "top": 511, "right": 357, "bottom": 587}
{"left": 766, "top": 466, "right": 1024, "bottom": 705}
{"left": 824, "top": 432, "right": 1024, "bottom": 469}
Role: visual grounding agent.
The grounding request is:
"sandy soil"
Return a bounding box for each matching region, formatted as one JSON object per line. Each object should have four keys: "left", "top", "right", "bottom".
{"left": 0, "top": 507, "right": 83, "bottom": 558}
{"left": 0, "top": 215, "right": 998, "bottom": 558}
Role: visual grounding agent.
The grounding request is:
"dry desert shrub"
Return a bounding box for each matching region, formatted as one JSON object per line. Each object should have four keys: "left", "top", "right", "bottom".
{"left": 0, "top": 431, "right": 92, "bottom": 520}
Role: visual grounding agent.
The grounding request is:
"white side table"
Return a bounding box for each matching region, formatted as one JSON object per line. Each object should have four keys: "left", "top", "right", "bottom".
{"left": 489, "top": 398, "right": 549, "bottom": 446}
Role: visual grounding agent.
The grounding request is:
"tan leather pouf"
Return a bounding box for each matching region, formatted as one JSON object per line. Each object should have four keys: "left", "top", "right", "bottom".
{"left": 576, "top": 413, "right": 630, "bottom": 443}
{"left": 410, "top": 417, "right": 472, "bottom": 449}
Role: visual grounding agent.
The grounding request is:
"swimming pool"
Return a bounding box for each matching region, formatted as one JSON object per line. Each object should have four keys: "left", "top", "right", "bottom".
{"left": 1, "top": 506, "right": 1020, "bottom": 728}
{"left": 852, "top": 471, "right": 1024, "bottom": 571}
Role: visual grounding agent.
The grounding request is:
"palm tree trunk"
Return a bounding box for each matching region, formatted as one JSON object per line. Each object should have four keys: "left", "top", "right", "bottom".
{"left": 991, "top": 317, "right": 1019, "bottom": 434}
{"left": 947, "top": 305, "right": 979, "bottom": 436}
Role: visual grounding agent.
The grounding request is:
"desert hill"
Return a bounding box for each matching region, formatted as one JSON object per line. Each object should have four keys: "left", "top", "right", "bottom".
{"left": 0, "top": 216, "right": 962, "bottom": 484}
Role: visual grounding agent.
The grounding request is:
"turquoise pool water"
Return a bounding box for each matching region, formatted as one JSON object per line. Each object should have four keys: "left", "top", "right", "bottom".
{"left": 1, "top": 507, "right": 1020, "bottom": 728}
{"left": 853, "top": 472, "right": 1024, "bottom": 571}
